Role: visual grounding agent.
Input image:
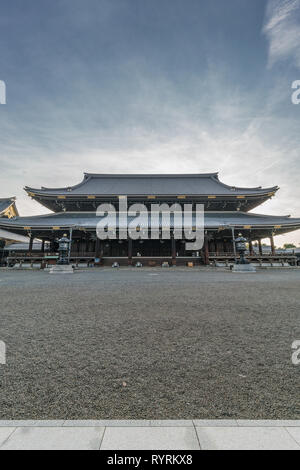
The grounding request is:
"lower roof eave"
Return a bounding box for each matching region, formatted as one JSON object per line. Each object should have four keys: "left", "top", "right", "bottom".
{"left": 0, "top": 228, "right": 30, "bottom": 243}
{"left": 1, "top": 224, "right": 300, "bottom": 238}
{"left": 1, "top": 210, "right": 300, "bottom": 235}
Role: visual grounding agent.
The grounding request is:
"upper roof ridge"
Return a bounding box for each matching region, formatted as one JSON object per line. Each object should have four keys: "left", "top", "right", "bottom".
{"left": 83, "top": 172, "right": 219, "bottom": 178}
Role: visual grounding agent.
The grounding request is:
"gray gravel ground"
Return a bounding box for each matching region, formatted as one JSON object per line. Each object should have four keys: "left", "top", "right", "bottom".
{"left": 0, "top": 267, "right": 299, "bottom": 419}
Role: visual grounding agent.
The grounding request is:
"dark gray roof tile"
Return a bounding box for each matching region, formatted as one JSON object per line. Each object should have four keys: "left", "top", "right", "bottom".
{"left": 25, "top": 173, "right": 278, "bottom": 196}
{"left": 1, "top": 211, "right": 299, "bottom": 231}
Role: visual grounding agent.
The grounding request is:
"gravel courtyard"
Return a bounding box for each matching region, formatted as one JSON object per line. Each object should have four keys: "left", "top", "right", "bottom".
{"left": 0, "top": 267, "right": 299, "bottom": 420}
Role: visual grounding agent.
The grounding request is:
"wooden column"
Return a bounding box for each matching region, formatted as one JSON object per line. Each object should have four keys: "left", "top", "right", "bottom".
{"left": 50, "top": 233, "right": 55, "bottom": 253}
{"left": 249, "top": 240, "right": 254, "bottom": 255}
{"left": 95, "top": 237, "right": 101, "bottom": 258}
{"left": 68, "top": 228, "right": 73, "bottom": 261}
{"left": 171, "top": 234, "right": 176, "bottom": 266}
{"left": 258, "top": 239, "right": 263, "bottom": 256}
{"left": 41, "top": 240, "right": 45, "bottom": 253}
{"left": 270, "top": 234, "right": 276, "bottom": 256}
{"left": 85, "top": 233, "right": 89, "bottom": 254}
{"left": 231, "top": 227, "right": 237, "bottom": 260}
{"left": 29, "top": 234, "right": 34, "bottom": 254}
{"left": 203, "top": 236, "right": 209, "bottom": 265}
{"left": 128, "top": 238, "right": 133, "bottom": 265}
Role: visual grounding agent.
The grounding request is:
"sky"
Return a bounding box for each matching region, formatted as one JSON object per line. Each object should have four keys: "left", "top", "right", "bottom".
{"left": 0, "top": 0, "right": 300, "bottom": 245}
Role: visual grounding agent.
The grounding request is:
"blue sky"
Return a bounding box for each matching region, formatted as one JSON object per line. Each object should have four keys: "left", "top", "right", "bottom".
{"left": 0, "top": 0, "right": 300, "bottom": 244}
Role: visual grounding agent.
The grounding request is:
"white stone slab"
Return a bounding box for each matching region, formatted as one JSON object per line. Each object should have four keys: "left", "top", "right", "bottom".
{"left": 232, "top": 264, "right": 256, "bottom": 272}
{"left": 237, "top": 420, "right": 300, "bottom": 427}
{"left": 1, "top": 426, "right": 104, "bottom": 450}
{"left": 285, "top": 427, "right": 300, "bottom": 445}
{"left": 193, "top": 419, "right": 238, "bottom": 427}
{"left": 63, "top": 420, "right": 150, "bottom": 427}
{"left": 49, "top": 265, "right": 74, "bottom": 274}
{"left": 0, "top": 420, "right": 65, "bottom": 427}
{"left": 0, "top": 428, "right": 16, "bottom": 447}
{"left": 196, "top": 426, "right": 300, "bottom": 450}
{"left": 101, "top": 426, "right": 200, "bottom": 450}
{"left": 150, "top": 420, "right": 194, "bottom": 427}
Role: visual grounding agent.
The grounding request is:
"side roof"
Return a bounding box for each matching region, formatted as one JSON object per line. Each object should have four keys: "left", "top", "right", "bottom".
{"left": 24, "top": 173, "right": 278, "bottom": 197}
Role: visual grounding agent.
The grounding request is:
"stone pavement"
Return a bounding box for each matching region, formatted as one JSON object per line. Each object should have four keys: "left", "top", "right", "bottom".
{"left": 0, "top": 420, "right": 299, "bottom": 450}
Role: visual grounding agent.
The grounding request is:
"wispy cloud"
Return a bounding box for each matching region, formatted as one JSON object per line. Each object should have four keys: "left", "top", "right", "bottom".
{"left": 263, "top": 0, "right": 300, "bottom": 68}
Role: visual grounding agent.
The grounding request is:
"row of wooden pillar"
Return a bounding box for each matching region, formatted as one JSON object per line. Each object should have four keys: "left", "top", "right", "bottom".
{"left": 249, "top": 236, "right": 276, "bottom": 256}
{"left": 27, "top": 232, "right": 277, "bottom": 259}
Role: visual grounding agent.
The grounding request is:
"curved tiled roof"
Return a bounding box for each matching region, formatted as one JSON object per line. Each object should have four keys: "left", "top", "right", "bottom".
{"left": 1, "top": 211, "right": 299, "bottom": 234}
{"left": 25, "top": 173, "right": 278, "bottom": 197}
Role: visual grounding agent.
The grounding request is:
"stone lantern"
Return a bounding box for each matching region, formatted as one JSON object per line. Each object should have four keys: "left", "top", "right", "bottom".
{"left": 234, "top": 233, "right": 248, "bottom": 264}
{"left": 58, "top": 234, "right": 71, "bottom": 265}
{"left": 232, "top": 233, "right": 256, "bottom": 272}
{"left": 49, "top": 233, "right": 73, "bottom": 274}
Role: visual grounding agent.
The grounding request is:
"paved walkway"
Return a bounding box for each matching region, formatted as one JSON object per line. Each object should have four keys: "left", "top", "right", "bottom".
{"left": 0, "top": 420, "right": 299, "bottom": 450}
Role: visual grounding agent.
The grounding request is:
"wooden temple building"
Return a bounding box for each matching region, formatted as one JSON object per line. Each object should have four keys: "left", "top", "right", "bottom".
{"left": 0, "top": 197, "right": 25, "bottom": 264}
{"left": 1, "top": 173, "right": 300, "bottom": 267}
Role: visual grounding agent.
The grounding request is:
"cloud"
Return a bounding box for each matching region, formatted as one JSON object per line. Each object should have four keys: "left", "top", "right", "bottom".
{"left": 263, "top": 0, "right": 300, "bottom": 68}
{"left": 1, "top": 1, "right": 300, "bottom": 246}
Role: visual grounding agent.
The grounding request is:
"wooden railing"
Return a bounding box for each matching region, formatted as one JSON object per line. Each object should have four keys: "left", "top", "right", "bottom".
{"left": 4, "top": 250, "right": 298, "bottom": 268}
{"left": 208, "top": 252, "right": 297, "bottom": 258}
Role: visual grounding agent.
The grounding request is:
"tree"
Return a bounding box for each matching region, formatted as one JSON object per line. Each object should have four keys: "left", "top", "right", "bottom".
{"left": 283, "top": 243, "right": 296, "bottom": 249}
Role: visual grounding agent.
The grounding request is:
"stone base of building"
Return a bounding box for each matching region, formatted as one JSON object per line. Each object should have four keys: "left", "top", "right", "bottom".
{"left": 232, "top": 263, "right": 256, "bottom": 273}
{"left": 49, "top": 264, "right": 74, "bottom": 274}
